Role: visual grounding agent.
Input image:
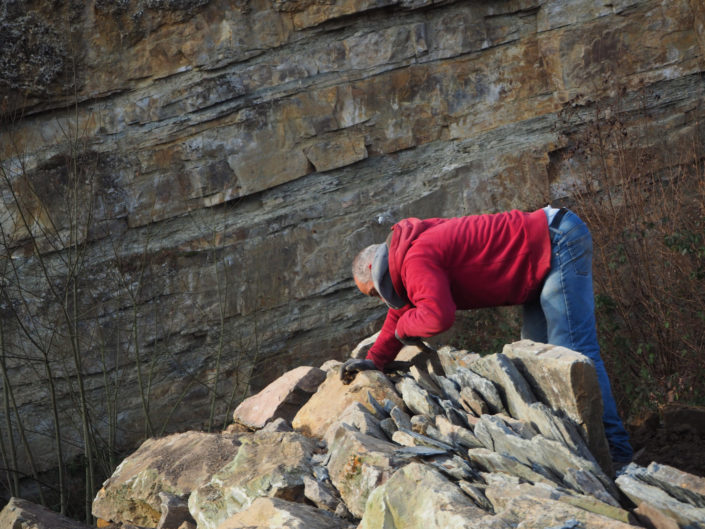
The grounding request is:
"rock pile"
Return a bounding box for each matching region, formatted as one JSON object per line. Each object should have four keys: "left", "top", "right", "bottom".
{"left": 3, "top": 339, "right": 705, "bottom": 529}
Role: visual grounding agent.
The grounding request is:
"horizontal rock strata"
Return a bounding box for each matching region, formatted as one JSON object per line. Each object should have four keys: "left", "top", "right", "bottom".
{"left": 1, "top": 0, "right": 704, "bottom": 488}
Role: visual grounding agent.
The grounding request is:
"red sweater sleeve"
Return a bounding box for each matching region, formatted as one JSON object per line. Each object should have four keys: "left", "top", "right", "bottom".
{"left": 365, "top": 306, "right": 409, "bottom": 369}
{"left": 396, "top": 257, "right": 456, "bottom": 340}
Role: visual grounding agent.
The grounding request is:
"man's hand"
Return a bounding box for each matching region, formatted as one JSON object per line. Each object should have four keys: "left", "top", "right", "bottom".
{"left": 339, "top": 358, "right": 377, "bottom": 384}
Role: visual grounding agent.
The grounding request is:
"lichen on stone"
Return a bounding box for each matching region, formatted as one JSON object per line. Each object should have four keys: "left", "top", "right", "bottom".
{"left": 0, "top": 12, "right": 66, "bottom": 94}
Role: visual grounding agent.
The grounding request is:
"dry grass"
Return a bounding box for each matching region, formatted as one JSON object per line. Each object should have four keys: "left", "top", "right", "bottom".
{"left": 568, "top": 124, "right": 705, "bottom": 420}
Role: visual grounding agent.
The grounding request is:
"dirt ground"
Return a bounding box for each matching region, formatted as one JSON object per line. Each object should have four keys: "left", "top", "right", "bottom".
{"left": 628, "top": 403, "right": 705, "bottom": 477}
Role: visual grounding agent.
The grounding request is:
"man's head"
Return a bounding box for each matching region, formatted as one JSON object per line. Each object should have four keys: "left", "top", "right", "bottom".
{"left": 353, "top": 243, "right": 408, "bottom": 309}
{"left": 352, "top": 244, "right": 382, "bottom": 297}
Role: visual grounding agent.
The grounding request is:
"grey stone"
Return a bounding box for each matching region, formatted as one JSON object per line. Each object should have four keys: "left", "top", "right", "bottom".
{"left": 325, "top": 423, "right": 401, "bottom": 518}
{"left": 562, "top": 468, "right": 620, "bottom": 508}
{"left": 366, "top": 392, "right": 391, "bottom": 420}
{"left": 302, "top": 474, "right": 349, "bottom": 516}
{"left": 410, "top": 414, "right": 431, "bottom": 434}
{"left": 434, "top": 415, "right": 483, "bottom": 449}
{"left": 311, "top": 463, "right": 330, "bottom": 481}
{"left": 393, "top": 427, "right": 455, "bottom": 451}
{"left": 327, "top": 401, "right": 386, "bottom": 443}
{"left": 436, "top": 345, "right": 481, "bottom": 375}
{"left": 450, "top": 368, "right": 506, "bottom": 415}
{"left": 469, "top": 353, "right": 537, "bottom": 420}
{"left": 409, "top": 365, "right": 444, "bottom": 396}
{"left": 260, "top": 417, "right": 294, "bottom": 433}
{"left": 483, "top": 475, "right": 635, "bottom": 527}
{"left": 440, "top": 399, "right": 470, "bottom": 427}
{"left": 502, "top": 340, "right": 613, "bottom": 475}
{"left": 394, "top": 446, "right": 449, "bottom": 459}
{"left": 429, "top": 454, "right": 480, "bottom": 481}
{"left": 474, "top": 414, "right": 516, "bottom": 451}
{"left": 474, "top": 415, "right": 618, "bottom": 500}
{"left": 396, "top": 377, "right": 443, "bottom": 417}
{"left": 495, "top": 413, "right": 538, "bottom": 440}
{"left": 459, "top": 386, "right": 490, "bottom": 416}
{"left": 379, "top": 417, "right": 398, "bottom": 439}
{"left": 424, "top": 423, "right": 455, "bottom": 447}
{"left": 381, "top": 399, "right": 398, "bottom": 414}
{"left": 636, "top": 462, "right": 705, "bottom": 508}
{"left": 525, "top": 402, "right": 596, "bottom": 464}
{"left": 188, "top": 431, "right": 315, "bottom": 529}
{"left": 359, "top": 462, "right": 491, "bottom": 529}
{"left": 616, "top": 463, "right": 705, "bottom": 527}
{"left": 467, "top": 448, "right": 560, "bottom": 487}
{"left": 390, "top": 406, "right": 412, "bottom": 433}
{"left": 432, "top": 374, "right": 464, "bottom": 408}
{"left": 458, "top": 480, "right": 495, "bottom": 513}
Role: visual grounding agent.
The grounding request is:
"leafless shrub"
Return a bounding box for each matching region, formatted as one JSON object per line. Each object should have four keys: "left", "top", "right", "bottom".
{"left": 562, "top": 91, "right": 705, "bottom": 419}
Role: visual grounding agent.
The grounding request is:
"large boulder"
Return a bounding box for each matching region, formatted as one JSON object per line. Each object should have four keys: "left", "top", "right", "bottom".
{"left": 188, "top": 431, "right": 316, "bottom": 529}
{"left": 502, "top": 340, "right": 612, "bottom": 474}
{"left": 232, "top": 366, "right": 326, "bottom": 429}
{"left": 92, "top": 431, "right": 241, "bottom": 526}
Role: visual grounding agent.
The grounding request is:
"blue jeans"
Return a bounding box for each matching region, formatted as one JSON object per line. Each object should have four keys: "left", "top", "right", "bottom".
{"left": 521, "top": 208, "right": 633, "bottom": 463}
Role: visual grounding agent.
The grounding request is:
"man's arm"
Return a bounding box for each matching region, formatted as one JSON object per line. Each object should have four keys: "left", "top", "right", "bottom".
{"left": 395, "top": 259, "right": 456, "bottom": 342}
{"left": 365, "top": 306, "right": 408, "bottom": 369}
{"left": 341, "top": 306, "right": 407, "bottom": 383}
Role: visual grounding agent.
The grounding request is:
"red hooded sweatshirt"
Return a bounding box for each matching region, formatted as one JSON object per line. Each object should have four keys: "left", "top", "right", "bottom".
{"left": 366, "top": 209, "right": 551, "bottom": 369}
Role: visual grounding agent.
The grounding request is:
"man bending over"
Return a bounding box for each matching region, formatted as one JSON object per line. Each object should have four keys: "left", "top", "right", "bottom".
{"left": 344, "top": 206, "right": 633, "bottom": 468}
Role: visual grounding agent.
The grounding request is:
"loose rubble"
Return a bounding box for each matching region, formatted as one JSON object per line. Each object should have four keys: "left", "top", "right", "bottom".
{"left": 3, "top": 339, "right": 705, "bottom": 529}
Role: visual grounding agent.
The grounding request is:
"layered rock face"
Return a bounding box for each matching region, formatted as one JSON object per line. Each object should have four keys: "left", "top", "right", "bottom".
{"left": 5, "top": 339, "right": 705, "bottom": 528}
{"left": 1, "top": 0, "right": 704, "bottom": 487}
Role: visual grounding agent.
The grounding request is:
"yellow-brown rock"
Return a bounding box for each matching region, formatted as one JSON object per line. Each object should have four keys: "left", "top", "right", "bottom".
{"left": 292, "top": 370, "right": 404, "bottom": 439}
{"left": 91, "top": 431, "right": 242, "bottom": 527}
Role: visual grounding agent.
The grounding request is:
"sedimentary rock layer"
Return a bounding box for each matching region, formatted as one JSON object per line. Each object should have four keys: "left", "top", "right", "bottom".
{"left": 0, "top": 0, "right": 703, "bottom": 481}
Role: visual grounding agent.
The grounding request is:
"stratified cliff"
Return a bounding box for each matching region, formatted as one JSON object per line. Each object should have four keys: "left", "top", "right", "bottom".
{"left": 0, "top": 0, "right": 704, "bottom": 491}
